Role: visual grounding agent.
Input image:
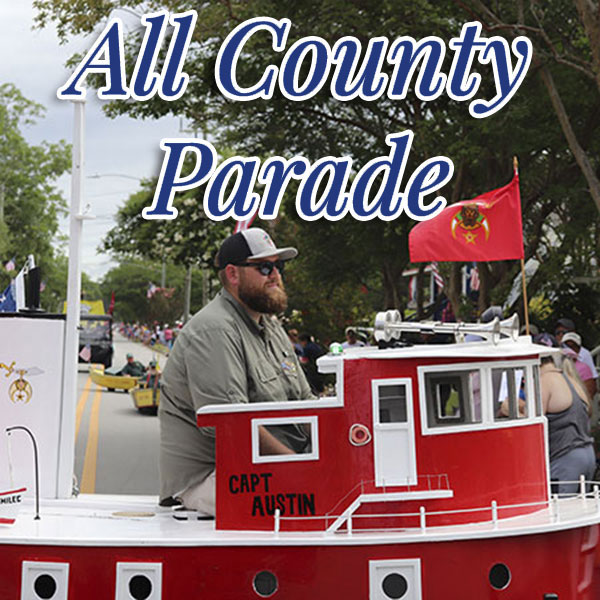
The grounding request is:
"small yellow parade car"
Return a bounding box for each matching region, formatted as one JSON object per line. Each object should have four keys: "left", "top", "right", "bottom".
{"left": 129, "top": 387, "right": 160, "bottom": 415}
{"left": 89, "top": 365, "right": 138, "bottom": 392}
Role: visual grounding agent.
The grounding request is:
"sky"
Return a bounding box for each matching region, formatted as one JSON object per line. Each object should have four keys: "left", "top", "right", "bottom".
{"left": 2, "top": 3, "right": 182, "bottom": 280}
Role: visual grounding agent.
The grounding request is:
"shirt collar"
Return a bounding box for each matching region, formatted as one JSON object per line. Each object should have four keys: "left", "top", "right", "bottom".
{"left": 221, "top": 288, "right": 265, "bottom": 333}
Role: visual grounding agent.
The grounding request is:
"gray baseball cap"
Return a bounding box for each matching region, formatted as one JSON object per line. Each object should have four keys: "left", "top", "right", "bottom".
{"left": 216, "top": 228, "right": 297, "bottom": 269}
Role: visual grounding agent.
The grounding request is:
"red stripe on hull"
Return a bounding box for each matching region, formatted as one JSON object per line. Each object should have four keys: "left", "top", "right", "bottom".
{"left": 0, "top": 488, "right": 26, "bottom": 496}
{"left": 0, "top": 526, "right": 597, "bottom": 599}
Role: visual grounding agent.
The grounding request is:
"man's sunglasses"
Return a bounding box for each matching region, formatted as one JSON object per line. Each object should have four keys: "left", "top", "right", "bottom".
{"left": 235, "top": 259, "right": 287, "bottom": 276}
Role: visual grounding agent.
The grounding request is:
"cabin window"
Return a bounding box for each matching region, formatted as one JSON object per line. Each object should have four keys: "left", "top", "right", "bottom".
{"left": 251, "top": 416, "right": 319, "bottom": 463}
{"left": 377, "top": 384, "right": 407, "bottom": 423}
{"left": 424, "top": 369, "right": 482, "bottom": 427}
{"left": 492, "top": 367, "right": 527, "bottom": 421}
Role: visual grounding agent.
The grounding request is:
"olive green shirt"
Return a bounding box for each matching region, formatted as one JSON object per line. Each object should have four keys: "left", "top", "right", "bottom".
{"left": 159, "top": 289, "right": 314, "bottom": 501}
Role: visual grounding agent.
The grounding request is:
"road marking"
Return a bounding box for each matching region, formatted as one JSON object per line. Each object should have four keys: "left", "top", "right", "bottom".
{"left": 75, "top": 375, "right": 93, "bottom": 441}
{"left": 80, "top": 385, "right": 103, "bottom": 494}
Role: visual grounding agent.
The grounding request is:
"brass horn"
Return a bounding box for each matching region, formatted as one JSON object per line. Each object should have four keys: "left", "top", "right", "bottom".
{"left": 373, "top": 311, "right": 520, "bottom": 345}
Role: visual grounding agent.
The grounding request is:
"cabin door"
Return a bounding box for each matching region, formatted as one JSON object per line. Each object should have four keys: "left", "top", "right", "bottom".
{"left": 372, "top": 379, "right": 417, "bottom": 486}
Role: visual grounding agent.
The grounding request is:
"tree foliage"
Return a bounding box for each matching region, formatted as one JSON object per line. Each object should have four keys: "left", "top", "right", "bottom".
{"left": 35, "top": 0, "right": 600, "bottom": 343}
{"left": 0, "top": 83, "right": 71, "bottom": 310}
{"left": 99, "top": 259, "right": 213, "bottom": 324}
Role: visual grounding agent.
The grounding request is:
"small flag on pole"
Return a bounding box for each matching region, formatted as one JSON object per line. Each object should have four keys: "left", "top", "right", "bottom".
{"left": 470, "top": 265, "right": 480, "bottom": 291}
{"left": 234, "top": 212, "right": 258, "bottom": 234}
{"left": 79, "top": 344, "right": 92, "bottom": 362}
{"left": 0, "top": 283, "right": 16, "bottom": 312}
{"left": 430, "top": 262, "right": 444, "bottom": 291}
{"left": 4, "top": 257, "right": 15, "bottom": 272}
{"left": 107, "top": 290, "right": 115, "bottom": 315}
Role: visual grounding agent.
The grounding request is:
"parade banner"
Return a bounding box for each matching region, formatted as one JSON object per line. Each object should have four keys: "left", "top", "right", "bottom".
{"left": 408, "top": 173, "right": 524, "bottom": 262}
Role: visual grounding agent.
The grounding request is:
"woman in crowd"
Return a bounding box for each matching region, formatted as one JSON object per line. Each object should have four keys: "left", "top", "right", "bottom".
{"left": 536, "top": 333, "right": 596, "bottom": 494}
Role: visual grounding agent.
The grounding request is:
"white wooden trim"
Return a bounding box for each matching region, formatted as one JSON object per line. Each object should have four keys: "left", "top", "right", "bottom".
{"left": 21, "top": 561, "right": 69, "bottom": 600}
{"left": 251, "top": 416, "right": 319, "bottom": 464}
{"left": 115, "top": 562, "right": 162, "bottom": 600}
{"left": 198, "top": 398, "right": 340, "bottom": 415}
{"left": 197, "top": 351, "right": 345, "bottom": 418}
{"left": 371, "top": 378, "right": 417, "bottom": 486}
{"left": 369, "top": 558, "right": 422, "bottom": 600}
{"left": 417, "top": 359, "right": 541, "bottom": 436}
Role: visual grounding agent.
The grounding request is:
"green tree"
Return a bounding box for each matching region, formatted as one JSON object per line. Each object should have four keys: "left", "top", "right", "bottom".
{"left": 35, "top": 1, "right": 600, "bottom": 342}
{"left": 99, "top": 259, "right": 211, "bottom": 323}
{"left": 0, "top": 83, "right": 71, "bottom": 306}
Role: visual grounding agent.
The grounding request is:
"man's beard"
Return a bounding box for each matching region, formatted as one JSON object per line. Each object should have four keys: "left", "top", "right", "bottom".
{"left": 238, "top": 276, "right": 288, "bottom": 314}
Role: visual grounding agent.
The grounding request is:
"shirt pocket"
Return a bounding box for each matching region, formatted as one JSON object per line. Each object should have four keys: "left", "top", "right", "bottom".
{"left": 257, "top": 364, "right": 279, "bottom": 384}
{"left": 251, "top": 364, "right": 285, "bottom": 402}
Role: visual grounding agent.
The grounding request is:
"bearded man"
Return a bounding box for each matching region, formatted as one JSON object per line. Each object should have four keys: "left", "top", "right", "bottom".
{"left": 158, "top": 228, "right": 315, "bottom": 515}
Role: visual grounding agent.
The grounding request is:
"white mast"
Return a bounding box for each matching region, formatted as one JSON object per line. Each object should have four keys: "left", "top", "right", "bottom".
{"left": 56, "top": 100, "right": 85, "bottom": 498}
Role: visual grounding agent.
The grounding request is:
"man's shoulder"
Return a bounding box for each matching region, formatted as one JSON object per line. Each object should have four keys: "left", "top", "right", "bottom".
{"left": 179, "top": 295, "right": 245, "bottom": 342}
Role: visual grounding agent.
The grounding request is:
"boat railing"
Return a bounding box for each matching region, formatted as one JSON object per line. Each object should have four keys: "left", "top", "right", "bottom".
{"left": 273, "top": 477, "right": 600, "bottom": 534}
{"left": 324, "top": 474, "right": 451, "bottom": 524}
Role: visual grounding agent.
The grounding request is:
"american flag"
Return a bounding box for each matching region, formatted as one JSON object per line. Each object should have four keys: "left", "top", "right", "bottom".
{"left": 4, "top": 257, "right": 15, "bottom": 272}
{"left": 408, "top": 275, "right": 417, "bottom": 303}
{"left": 430, "top": 262, "right": 444, "bottom": 291}
{"left": 470, "top": 265, "right": 480, "bottom": 291}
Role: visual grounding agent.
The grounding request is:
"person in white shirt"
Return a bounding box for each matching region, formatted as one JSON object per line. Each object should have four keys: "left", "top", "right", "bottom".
{"left": 342, "top": 328, "right": 366, "bottom": 350}
{"left": 555, "top": 318, "right": 598, "bottom": 383}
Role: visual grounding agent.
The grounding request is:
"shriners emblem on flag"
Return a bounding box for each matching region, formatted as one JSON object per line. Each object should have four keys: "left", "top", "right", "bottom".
{"left": 451, "top": 204, "right": 490, "bottom": 245}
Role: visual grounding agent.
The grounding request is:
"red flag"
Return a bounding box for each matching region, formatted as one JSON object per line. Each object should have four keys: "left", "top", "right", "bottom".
{"left": 107, "top": 291, "right": 115, "bottom": 315}
{"left": 409, "top": 172, "right": 523, "bottom": 262}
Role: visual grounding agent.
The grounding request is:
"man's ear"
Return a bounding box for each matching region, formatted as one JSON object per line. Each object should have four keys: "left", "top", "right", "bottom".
{"left": 224, "top": 264, "right": 240, "bottom": 288}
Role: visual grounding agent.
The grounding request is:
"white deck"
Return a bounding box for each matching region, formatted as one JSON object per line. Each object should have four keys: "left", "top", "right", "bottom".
{"left": 1, "top": 493, "right": 599, "bottom": 547}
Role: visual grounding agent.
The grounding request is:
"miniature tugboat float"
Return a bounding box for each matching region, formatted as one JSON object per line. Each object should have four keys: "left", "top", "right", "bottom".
{"left": 1, "top": 309, "right": 599, "bottom": 599}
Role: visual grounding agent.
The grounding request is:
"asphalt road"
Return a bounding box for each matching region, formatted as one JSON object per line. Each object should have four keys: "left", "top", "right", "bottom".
{"left": 73, "top": 332, "right": 167, "bottom": 496}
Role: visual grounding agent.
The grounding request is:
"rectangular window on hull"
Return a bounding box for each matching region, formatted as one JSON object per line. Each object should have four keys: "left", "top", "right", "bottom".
{"left": 424, "top": 370, "right": 482, "bottom": 427}
{"left": 252, "top": 416, "right": 320, "bottom": 463}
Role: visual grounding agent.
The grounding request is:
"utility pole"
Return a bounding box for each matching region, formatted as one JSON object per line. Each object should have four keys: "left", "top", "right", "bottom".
{"left": 183, "top": 264, "right": 192, "bottom": 323}
{"left": 179, "top": 118, "right": 203, "bottom": 321}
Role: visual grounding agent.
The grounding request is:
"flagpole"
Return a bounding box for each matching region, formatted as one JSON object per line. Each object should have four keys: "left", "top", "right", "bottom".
{"left": 514, "top": 156, "right": 530, "bottom": 336}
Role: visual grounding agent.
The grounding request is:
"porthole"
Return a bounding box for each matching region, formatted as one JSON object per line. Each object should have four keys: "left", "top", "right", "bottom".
{"left": 33, "top": 574, "right": 57, "bottom": 599}
{"left": 489, "top": 563, "right": 511, "bottom": 590}
{"left": 381, "top": 572, "right": 408, "bottom": 598}
{"left": 128, "top": 574, "right": 153, "bottom": 600}
{"left": 253, "top": 570, "right": 278, "bottom": 597}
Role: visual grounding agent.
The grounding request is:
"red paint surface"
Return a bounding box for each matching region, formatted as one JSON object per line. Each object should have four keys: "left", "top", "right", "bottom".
{"left": 1, "top": 526, "right": 597, "bottom": 599}
{"left": 200, "top": 356, "right": 548, "bottom": 532}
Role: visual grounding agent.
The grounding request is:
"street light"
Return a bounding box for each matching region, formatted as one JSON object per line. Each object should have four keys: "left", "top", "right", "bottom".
{"left": 87, "top": 173, "right": 144, "bottom": 182}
